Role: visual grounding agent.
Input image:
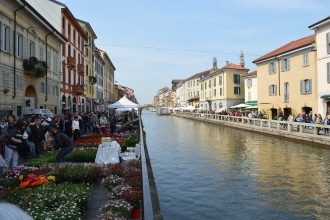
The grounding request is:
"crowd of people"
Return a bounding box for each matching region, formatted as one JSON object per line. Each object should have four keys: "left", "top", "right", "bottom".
{"left": 0, "top": 110, "right": 138, "bottom": 174}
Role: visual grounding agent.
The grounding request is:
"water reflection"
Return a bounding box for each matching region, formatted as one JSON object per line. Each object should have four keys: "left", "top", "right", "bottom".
{"left": 142, "top": 112, "right": 330, "bottom": 219}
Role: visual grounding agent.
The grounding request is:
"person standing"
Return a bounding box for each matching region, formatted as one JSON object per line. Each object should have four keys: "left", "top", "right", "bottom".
{"left": 109, "top": 112, "right": 117, "bottom": 134}
{"left": 29, "top": 118, "right": 46, "bottom": 157}
{"left": 49, "top": 125, "right": 74, "bottom": 163}
{"left": 72, "top": 116, "right": 80, "bottom": 140}
{"left": 0, "top": 118, "right": 9, "bottom": 157}
{"left": 99, "top": 114, "right": 108, "bottom": 134}
{"left": 4, "top": 120, "right": 25, "bottom": 171}
{"left": 64, "top": 116, "right": 73, "bottom": 139}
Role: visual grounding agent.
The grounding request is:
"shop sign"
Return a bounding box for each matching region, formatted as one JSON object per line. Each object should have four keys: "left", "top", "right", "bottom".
{"left": 0, "top": 104, "right": 15, "bottom": 110}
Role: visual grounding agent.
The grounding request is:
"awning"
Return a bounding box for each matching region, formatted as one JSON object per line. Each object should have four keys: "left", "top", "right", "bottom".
{"left": 320, "top": 94, "right": 330, "bottom": 99}
{"left": 245, "top": 100, "right": 258, "bottom": 105}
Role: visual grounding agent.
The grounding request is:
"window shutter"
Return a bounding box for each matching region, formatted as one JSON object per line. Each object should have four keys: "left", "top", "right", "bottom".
{"left": 274, "top": 62, "right": 277, "bottom": 73}
{"left": 287, "top": 58, "right": 290, "bottom": 70}
{"left": 327, "top": 62, "right": 330, "bottom": 83}
{"left": 0, "top": 22, "right": 2, "bottom": 51}
{"left": 274, "top": 85, "right": 277, "bottom": 95}
{"left": 268, "top": 63, "right": 271, "bottom": 74}
{"left": 23, "top": 36, "right": 27, "bottom": 59}
{"left": 268, "top": 85, "right": 271, "bottom": 96}
{"left": 309, "top": 79, "right": 312, "bottom": 93}
{"left": 300, "top": 80, "right": 304, "bottom": 94}
{"left": 327, "top": 33, "right": 330, "bottom": 54}
{"left": 9, "top": 29, "right": 13, "bottom": 55}
{"left": 281, "top": 60, "right": 284, "bottom": 71}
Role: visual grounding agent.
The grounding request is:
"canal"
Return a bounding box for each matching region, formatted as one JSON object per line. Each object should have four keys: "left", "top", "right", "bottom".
{"left": 141, "top": 110, "right": 330, "bottom": 220}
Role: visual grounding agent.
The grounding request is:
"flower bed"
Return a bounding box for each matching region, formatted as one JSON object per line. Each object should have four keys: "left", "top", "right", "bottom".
{"left": 0, "top": 132, "right": 142, "bottom": 219}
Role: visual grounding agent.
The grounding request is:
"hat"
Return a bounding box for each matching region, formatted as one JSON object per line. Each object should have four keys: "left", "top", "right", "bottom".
{"left": 46, "top": 118, "right": 52, "bottom": 122}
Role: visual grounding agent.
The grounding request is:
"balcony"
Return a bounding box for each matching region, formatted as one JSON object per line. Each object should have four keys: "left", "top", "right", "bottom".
{"left": 67, "top": 56, "right": 76, "bottom": 69}
{"left": 89, "top": 76, "right": 97, "bottom": 84}
{"left": 72, "top": 84, "right": 84, "bottom": 95}
{"left": 77, "top": 64, "right": 84, "bottom": 73}
{"left": 23, "top": 57, "right": 48, "bottom": 78}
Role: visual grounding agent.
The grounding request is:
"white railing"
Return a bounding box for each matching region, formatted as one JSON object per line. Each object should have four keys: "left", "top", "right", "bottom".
{"left": 173, "top": 112, "right": 330, "bottom": 138}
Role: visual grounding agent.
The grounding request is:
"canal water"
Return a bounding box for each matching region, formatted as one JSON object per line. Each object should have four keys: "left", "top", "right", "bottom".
{"left": 141, "top": 110, "right": 330, "bottom": 220}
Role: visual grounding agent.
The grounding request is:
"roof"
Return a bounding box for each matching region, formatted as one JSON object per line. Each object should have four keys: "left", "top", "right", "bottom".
{"left": 309, "top": 16, "right": 330, "bottom": 29}
{"left": 241, "top": 70, "right": 257, "bottom": 78}
{"left": 253, "top": 35, "right": 315, "bottom": 63}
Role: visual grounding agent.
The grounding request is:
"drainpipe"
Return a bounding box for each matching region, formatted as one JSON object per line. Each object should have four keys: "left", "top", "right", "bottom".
{"left": 13, "top": 4, "right": 26, "bottom": 99}
{"left": 45, "top": 30, "right": 54, "bottom": 102}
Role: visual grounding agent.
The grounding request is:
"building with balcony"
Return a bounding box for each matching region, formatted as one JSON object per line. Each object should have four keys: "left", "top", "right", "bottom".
{"left": 253, "top": 35, "right": 317, "bottom": 119}
{"left": 27, "top": 0, "right": 87, "bottom": 114}
{"left": 0, "top": 0, "right": 66, "bottom": 117}
{"left": 77, "top": 19, "right": 97, "bottom": 113}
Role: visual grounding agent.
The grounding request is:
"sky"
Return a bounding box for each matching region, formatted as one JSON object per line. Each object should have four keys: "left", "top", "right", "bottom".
{"left": 60, "top": 0, "right": 328, "bottom": 105}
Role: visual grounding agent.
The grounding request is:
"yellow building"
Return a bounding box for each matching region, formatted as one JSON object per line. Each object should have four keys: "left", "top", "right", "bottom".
{"left": 77, "top": 19, "right": 97, "bottom": 113}
{"left": 99, "top": 49, "right": 116, "bottom": 108}
{"left": 253, "top": 35, "right": 317, "bottom": 119}
{"left": 200, "top": 62, "right": 249, "bottom": 111}
{"left": 0, "top": 0, "right": 66, "bottom": 117}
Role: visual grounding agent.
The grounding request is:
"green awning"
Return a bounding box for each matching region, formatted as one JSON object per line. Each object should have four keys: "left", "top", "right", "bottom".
{"left": 320, "top": 95, "right": 330, "bottom": 99}
{"left": 245, "top": 101, "right": 258, "bottom": 105}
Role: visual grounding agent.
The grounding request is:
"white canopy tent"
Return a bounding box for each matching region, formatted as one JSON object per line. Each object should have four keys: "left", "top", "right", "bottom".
{"left": 215, "top": 107, "right": 228, "bottom": 113}
{"left": 108, "top": 96, "right": 139, "bottom": 109}
{"left": 230, "top": 103, "right": 251, "bottom": 108}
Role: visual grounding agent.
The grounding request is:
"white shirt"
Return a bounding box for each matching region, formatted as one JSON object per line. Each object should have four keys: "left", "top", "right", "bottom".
{"left": 72, "top": 120, "right": 80, "bottom": 130}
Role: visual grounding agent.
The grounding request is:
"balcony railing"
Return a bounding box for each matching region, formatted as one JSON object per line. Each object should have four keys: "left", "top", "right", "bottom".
{"left": 77, "top": 64, "right": 84, "bottom": 73}
{"left": 72, "top": 84, "right": 84, "bottom": 95}
{"left": 67, "top": 56, "right": 76, "bottom": 68}
{"left": 89, "top": 76, "right": 97, "bottom": 84}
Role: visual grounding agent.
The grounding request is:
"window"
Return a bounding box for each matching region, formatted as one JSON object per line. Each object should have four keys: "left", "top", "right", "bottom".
{"left": 284, "top": 82, "right": 289, "bottom": 102}
{"left": 15, "top": 75, "right": 23, "bottom": 90}
{"left": 2, "top": 72, "right": 9, "bottom": 87}
{"left": 327, "top": 32, "right": 330, "bottom": 54}
{"left": 213, "top": 78, "right": 216, "bottom": 87}
{"left": 300, "top": 79, "right": 312, "bottom": 94}
{"left": 234, "top": 86, "right": 240, "bottom": 95}
{"left": 208, "top": 80, "right": 211, "bottom": 88}
{"left": 268, "top": 84, "right": 277, "bottom": 96}
{"left": 281, "top": 58, "right": 290, "bottom": 71}
{"left": 246, "top": 78, "right": 252, "bottom": 87}
{"left": 248, "top": 92, "right": 251, "bottom": 101}
{"left": 16, "top": 32, "right": 23, "bottom": 58}
{"left": 40, "top": 82, "right": 45, "bottom": 93}
{"left": 327, "top": 62, "right": 330, "bottom": 83}
{"left": 2, "top": 24, "right": 11, "bottom": 53}
{"left": 29, "top": 40, "right": 35, "bottom": 57}
{"left": 233, "top": 74, "right": 240, "bottom": 84}
{"left": 219, "top": 76, "right": 222, "bottom": 85}
{"left": 204, "top": 82, "right": 207, "bottom": 90}
{"left": 268, "top": 62, "right": 277, "bottom": 74}
{"left": 214, "top": 89, "right": 216, "bottom": 96}
{"left": 220, "top": 88, "right": 222, "bottom": 96}
{"left": 303, "top": 53, "right": 309, "bottom": 66}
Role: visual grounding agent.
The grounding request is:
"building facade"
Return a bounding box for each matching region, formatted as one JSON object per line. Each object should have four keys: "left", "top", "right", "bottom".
{"left": 253, "top": 35, "right": 317, "bottom": 119}
{"left": 309, "top": 16, "right": 330, "bottom": 116}
{"left": 0, "top": 0, "right": 66, "bottom": 117}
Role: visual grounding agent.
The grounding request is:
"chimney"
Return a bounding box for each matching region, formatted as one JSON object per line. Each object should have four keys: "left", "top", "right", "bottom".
{"left": 226, "top": 61, "right": 229, "bottom": 65}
